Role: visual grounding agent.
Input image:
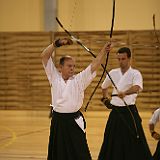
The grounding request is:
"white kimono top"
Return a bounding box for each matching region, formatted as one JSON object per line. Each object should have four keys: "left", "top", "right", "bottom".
{"left": 43, "top": 56, "right": 96, "bottom": 131}
{"left": 101, "top": 67, "right": 143, "bottom": 106}
{"left": 149, "top": 108, "right": 160, "bottom": 125}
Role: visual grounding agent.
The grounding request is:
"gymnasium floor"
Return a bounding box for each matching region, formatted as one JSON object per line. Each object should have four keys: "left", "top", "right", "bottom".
{"left": 0, "top": 110, "right": 158, "bottom": 160}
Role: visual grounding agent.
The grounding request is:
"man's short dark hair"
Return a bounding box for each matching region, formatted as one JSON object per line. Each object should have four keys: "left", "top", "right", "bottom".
{"left": 59, "top": 55, "right": 73, "bottom": 65}
{"left": 117, "top": 47, "right": 131, "bottom": 58}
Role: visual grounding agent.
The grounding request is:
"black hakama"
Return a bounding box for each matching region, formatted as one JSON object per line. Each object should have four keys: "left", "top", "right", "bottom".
{"left": 98, "top": 105, "right": 153, "bottom": 160}
{"left": 153, "top": 140, "right": 160, "bottom": 160}
{"left": 47, "top": 111, "right": 92, "bottom": 160}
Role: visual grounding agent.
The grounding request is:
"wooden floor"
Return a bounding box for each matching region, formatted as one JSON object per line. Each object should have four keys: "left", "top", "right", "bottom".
{"left": 0, "top": 110, "right": 159, "bottom": 160}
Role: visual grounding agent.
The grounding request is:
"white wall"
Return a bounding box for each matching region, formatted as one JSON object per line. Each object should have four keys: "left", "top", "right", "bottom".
{"left": 0, "top": 0, "right": 44, "bottom": 31}
{"left": 57, "top": 0, "right": 160, "bottom": 31}
{"left": 0, "top": 0, "right": 160, "bottom": 31}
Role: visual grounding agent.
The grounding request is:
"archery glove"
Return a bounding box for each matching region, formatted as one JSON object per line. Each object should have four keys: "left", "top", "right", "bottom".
{"left": 101, "top": 97, "right": 113, "bottom": 109}
{"left": 54, "top": 38, "right": 73, "bottom": 47}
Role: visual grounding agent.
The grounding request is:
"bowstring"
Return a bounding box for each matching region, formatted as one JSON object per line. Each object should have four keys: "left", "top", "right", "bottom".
{"left": 56, "top": 16, "right": 140, "bottom": 139}
{"left": 56, "top": 0, "right": 140, "bottom": 138}
{"left": 84, "top": 0, "right": 140, "bottom": 139}
{"left": 69, "top": 0, "right": 79, "bottom": 31}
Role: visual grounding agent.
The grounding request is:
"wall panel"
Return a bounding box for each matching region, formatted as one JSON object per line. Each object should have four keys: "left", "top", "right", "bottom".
{"left": 0, "top": 30, "right": 159, "bottom": 110}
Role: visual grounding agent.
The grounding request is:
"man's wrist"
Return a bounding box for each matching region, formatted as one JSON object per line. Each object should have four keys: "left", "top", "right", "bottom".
{"left": 101, "top": 97, "right": 110, "bottom": 105}
{"left": 101, "top": 97, "right": 109, "bottom": 102}
{"left": 54, "top": 39, "right": 62, "bottom": 48}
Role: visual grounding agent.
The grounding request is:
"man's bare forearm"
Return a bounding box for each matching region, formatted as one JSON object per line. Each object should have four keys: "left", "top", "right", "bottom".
{"left": 124, "top": 85, "right": 140, "bottom": 95}
{"left": 41, "top": 44, "right": 55, "bottom": 66}
{"left": 91, "top": 42, "right": 111, "bottom": 73}
{"left": 118, "top": 85, "right": 141, "bottom": 99}
{"left": 102, "top": 88, "right": 110, "bottom": 98}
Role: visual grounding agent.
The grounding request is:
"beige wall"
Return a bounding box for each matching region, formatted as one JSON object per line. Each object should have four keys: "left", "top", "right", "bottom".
{"left": 0, "top": 0, "right": 160, "bottom": 31}
{"left": 57, "top": 0, "right": 160, "bottom": 31}
{"left": 0, "top": 0, "right": 44, "bottom": 31}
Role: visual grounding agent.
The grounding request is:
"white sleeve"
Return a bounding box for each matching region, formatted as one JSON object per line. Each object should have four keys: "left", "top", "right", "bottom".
{"left": 75, "top": 65, "right": 96, "bottom": 91}
{"left": 101, "top": 71, "right": 112, "bottom": 89}
{"left": 42, "top": 57, "right": 59, "bottom": 85}
{"left": 133, "top": 70, "right": 143, "bottom": 91}
{"left": 149, "top": 108, "right": 160, "bottom": 125}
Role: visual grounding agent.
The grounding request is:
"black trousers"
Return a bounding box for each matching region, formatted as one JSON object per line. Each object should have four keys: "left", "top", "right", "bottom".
{"left": 153, "top": 140, "right": 160, "bottom": 160}
{"left": 98, "top": 105, "right": 153, "bottom": 160}
{"left": 47, "top": 111, "right": 91, "bottom": 160}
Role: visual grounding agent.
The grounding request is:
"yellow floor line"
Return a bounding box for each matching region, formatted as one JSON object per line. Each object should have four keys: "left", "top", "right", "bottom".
{"left": 0, "top": 126, "right": 17, "bottom": 150}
